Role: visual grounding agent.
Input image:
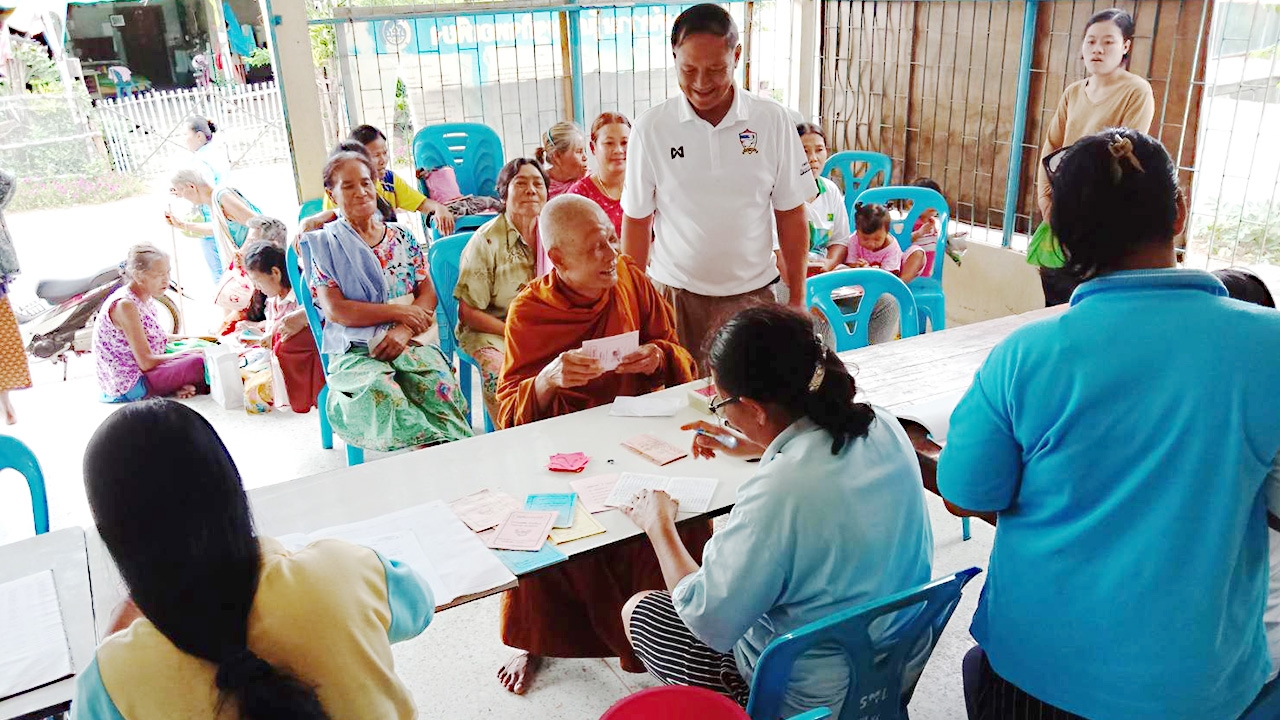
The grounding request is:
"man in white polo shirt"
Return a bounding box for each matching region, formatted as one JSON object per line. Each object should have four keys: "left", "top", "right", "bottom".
{"left": 620, "top": 3, "right": 813, "bottom": 365}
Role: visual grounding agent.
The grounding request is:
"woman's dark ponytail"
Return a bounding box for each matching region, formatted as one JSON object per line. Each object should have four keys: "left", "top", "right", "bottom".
{"left": 84, "top": 400, "right": 330, "bottom": 720}
{"left": 708, "top": 305, "right": 874, "bottom": 454}
{"left": 215, "top": 649, "right": 328, "bottom": 719}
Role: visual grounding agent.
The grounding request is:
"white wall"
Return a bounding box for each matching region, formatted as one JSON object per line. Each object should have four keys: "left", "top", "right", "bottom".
{"left": 943, "top": 242, "right": 1046, "bottom": 325}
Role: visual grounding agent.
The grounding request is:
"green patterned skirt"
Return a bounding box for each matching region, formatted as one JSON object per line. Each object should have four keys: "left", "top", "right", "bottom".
{"left": 326, "top": 344, "right": 473, "bottom": 452}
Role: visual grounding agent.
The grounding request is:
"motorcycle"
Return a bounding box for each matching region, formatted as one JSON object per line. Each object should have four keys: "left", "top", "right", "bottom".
{"left": 18, "top": 264, "right": 185, "bottom": 377}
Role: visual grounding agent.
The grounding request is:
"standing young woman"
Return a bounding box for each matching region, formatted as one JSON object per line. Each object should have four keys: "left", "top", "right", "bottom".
{"left": 73, "top": 400, "right": 433, "bottom": 718}
{"left": 569, "top": 112, "right": 630, "bottom": 234}
{"left": 1031, "top": 8, "right": 1155, "bottom": 306}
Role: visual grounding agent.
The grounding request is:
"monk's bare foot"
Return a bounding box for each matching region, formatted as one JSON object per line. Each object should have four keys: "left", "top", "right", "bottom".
{"left": 497, "top": 652, "right": 542, "bottom": 695}
{"left": 1, "top": 392, "right": 15, "bottom": 425}
{"left": 174, "top": 384, "right": 197, "bottom": 400}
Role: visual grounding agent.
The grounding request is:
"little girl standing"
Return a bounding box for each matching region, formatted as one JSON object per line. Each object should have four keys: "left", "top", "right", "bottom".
{"left": 242, "top": 242, "right": 324, "bottom": 414}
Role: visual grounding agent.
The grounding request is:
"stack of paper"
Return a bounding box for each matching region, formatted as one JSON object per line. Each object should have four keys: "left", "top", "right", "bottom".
{"left": 570, "top": 474, "right": 621, "bottom": 514}
{"left": 0, "top": 570, "right": 73, "bottom": 700}
{"left": 277, "top": 501, "right": 516, "bottom": 608}
{"left": 525, "top": 493, "right": 577, "bottom": 527}
{"left": 603, "top": 472, "right": 719, "bottom": 513}
{"left": 450, "top": 489, "right": 521, "bottom": 532}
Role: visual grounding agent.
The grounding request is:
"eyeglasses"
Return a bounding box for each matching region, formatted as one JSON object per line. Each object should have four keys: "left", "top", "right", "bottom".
{"left": 708, "top": 394, "right": 740, "bottom": 417}
{"left": 1042, "top": 146, "right": 1072, "bottom": 178}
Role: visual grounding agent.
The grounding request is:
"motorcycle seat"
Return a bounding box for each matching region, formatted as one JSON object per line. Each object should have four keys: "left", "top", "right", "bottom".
{"left": 36, "top": 265, "right": 121, "bottom": 305}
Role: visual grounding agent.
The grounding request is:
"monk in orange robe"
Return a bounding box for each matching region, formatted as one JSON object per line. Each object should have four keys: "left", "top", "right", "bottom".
{"left": 495, "top": 195, "right": 712, "bottom": 693}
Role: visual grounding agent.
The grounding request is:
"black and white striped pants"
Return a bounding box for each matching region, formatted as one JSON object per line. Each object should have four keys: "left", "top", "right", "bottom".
{"left": 628, "top": 590, "right": 751, "bottom": 706}
{"left": 966, "top": 646, "right": 1086, "bottom": 720}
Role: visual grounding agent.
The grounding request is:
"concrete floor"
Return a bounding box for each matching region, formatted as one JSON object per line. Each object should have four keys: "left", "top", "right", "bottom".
{"left": 0, "top": 163, "right": 993, "bottom": 718}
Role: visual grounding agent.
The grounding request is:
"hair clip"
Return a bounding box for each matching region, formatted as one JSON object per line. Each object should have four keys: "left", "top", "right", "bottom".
{"left": 807, "top": 341, "right": 827, "bottom": 393}
{"left": 1107, "top": 135, "right": 1145, "bottom": 184}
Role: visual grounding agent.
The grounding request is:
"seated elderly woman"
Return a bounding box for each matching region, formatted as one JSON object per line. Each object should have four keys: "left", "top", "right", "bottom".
{"left": 939, "top": 129, "right": 1280, "bottom": 719}
{"left": 619, "top": 305, "right": 934, "bottom": 718}
{"left": 92, "top": 244, "right": 207, "bottom": 402}
{"left": 492, "top": 195, "right": 709, "bottom": 694}
{"left": 74, "top": 399, "right": 433, "bottom": 718}
{"left": 299, "top": 148, "right": 473, "bottom": 452}
{"left": 454, "top": 157, "right": 549, "bottom": 421}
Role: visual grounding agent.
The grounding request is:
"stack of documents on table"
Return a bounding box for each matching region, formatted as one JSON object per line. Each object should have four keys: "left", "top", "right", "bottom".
{"left": 277, "top": 501, "right": 516, "bottom": 608}
{"left": 604, "top": 472, "right": 719, "bottom": 513}
{"left": 0, "top": 570, "right": 73, "bottom": 701}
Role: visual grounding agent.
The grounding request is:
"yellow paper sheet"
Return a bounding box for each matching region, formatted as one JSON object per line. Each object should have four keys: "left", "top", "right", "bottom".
{"left": 549, "top": 503, "right": 606, "bottom": 545}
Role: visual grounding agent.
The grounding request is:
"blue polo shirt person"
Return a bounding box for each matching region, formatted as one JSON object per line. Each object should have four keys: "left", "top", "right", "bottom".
{"left": 939, "top": 129, "right": 1280, "bottom": 720}
{"left": 621, "top": 3, "right": 814, "bottom": 367}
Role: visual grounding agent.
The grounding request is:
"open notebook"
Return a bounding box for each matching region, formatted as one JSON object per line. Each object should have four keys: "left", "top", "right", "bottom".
{"left": 278, "top": 501, "right": 517, "bottom": 609}
{"left": 0, "top": 569, "right": 73, "bottom": 701}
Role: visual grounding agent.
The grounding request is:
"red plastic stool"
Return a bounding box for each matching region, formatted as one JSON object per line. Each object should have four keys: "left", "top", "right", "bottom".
{"left": 600, "top": 686, "right": 749, "bottom": 719}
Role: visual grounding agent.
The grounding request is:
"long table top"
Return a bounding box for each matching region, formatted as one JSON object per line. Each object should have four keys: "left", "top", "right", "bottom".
{"left": 87, "top": 305, "right": 1061, "bottom": 642}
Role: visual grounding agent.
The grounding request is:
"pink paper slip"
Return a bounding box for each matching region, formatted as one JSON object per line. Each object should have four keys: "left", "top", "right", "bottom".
{"left": 548, "top": 452, "right": 591, "bottom": 473}
{"left": 570, "top": 474, "right": 621, "bottom": 514}
{"left": 449, "top": 489, "right": 521, "bottom": 532}
{"left": 489, "top": 511, "right": 557, "bottom": 551}
{"left": 621, "top": 434, "right": 688, "bottom": 466}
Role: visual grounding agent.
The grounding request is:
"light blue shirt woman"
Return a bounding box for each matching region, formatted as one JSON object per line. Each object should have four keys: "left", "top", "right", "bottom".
{"left": 621, "top": 304, "right": 934, "bottom": 719}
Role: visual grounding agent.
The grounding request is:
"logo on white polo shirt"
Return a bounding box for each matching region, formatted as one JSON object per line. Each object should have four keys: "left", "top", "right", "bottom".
{"left": 670, "top": 146, "right": 684, "bottom": 159}
{"left": 739, "top": 129, "right": 758, "bottom": 155}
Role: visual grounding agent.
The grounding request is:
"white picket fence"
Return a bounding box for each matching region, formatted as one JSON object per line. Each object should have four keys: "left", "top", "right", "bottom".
{"left": 94, "top": 81, "right": 291, "bottom": 176}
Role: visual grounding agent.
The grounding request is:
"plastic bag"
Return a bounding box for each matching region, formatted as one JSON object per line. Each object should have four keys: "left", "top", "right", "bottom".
{"left": 1026, "top": 221, "right": 1066, "bottom": 269}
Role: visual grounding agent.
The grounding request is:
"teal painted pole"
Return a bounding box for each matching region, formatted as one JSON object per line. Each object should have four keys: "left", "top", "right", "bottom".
{"left": 1003, "top": 0, "right": 1039, "bottom": 248}
{"left": 567, "top": 6, "right": 586, "bottom": 127}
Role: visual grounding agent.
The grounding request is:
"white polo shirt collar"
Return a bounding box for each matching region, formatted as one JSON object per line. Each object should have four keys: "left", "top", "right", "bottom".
{"left": 675, "top": 86, "right": 750, "bottom": 128}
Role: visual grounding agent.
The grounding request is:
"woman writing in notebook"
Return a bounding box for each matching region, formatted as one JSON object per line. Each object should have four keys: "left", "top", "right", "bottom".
{"left": 73, "top": 399, "right": 433, "bottom": 719}
{"left": 620, "top": 305, "right": 934, "bottom": 718}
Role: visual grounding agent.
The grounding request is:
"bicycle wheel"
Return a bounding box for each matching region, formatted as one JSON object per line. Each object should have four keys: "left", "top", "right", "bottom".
{"left": 157, "top": 294, "right": 182, "bottom": 334}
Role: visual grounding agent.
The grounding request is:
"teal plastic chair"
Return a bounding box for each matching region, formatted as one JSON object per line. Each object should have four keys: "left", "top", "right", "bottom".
{"left": 413, "top": 123, "right": 503, "bottom": 234}
{"left": 427, "top": 230, "right": 494, "bottom": 434}
{"left": 854, "top": 186, "right": 949, "bottom": 333}
{"left": 298, "top": 198, "right": 324, "bottom": 224}
{"left": 286, "top": 239, "right": 365, "bottom": 467}
{"left": 0, "top": 435, "right": 48, "bottom": 536}
{"left": 1242, "top": 675, "right": 1280, "bottom": 719}
{"left": 806, "top": 268, "right": 919, "bottom": 352}
{"left": 746, "top": 567, "right": 982, "bottom": 720}
{"left": 821, "top": 151, "right": 893, "bottom": 217}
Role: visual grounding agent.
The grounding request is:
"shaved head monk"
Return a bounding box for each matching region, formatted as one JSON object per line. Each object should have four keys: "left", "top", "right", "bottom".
{"left": 494, "top": 195, "right": 712, "bottom": 693}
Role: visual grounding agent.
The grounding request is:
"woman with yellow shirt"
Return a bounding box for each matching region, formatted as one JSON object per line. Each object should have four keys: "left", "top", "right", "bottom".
{"left": 301, "top": 124, "right": 456, "bottom": 236}
{"left": 71, "top": 400, "right": 434, "bottom": 719}
{"left": 1032, "top": 8, "right": 1155, "bottom": 306}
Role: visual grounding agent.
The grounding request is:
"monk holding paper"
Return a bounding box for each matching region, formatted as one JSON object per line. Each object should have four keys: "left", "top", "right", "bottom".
{"left": 494, "top": 195, "right": 711, "bottom": 693}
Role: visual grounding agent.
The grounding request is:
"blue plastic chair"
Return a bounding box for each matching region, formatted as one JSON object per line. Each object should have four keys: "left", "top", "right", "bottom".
{"left": 427, "top": 230, "right": 495, "bottom": 434}
{"left": 298, "top": 198, "right": 324, "bottom": 223}
{"left": 413, "top": 123, "right": 503, "bottom": 234}
{"left": 286, "top": 239, "right": 365, "bottom": 467}
{"left": 821, "top": 151, "right": 893, "bottom": 217}
{"left": 746, "top": 567, "right": 983, "bottom": 720}
{"left": 1242, "top": 674, "right": 1280, "bottom": 719}
{"left": 0, "top": 435, "right": 48, "bottom": 536}
{"left": 854, "top": 186, "right": 949, "bottom": 333}
{"left": 806, "top": 268, "right": 919, "bottom": 352}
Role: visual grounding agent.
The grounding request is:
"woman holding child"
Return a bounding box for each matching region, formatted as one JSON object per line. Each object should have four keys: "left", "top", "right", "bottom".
{"left": 1032, "top": 8, "right": 1155, "bottom": 306}
{"left": 301, "top": 148, "right": 472, "bottom": 451}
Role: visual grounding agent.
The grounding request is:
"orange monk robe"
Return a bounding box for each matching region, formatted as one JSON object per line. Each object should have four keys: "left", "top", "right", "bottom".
{"left": 495, "top": 254, "right": 711, "bottom": 670}
{"left": 497, "top": 254, "right": 698, "bottom": 426}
